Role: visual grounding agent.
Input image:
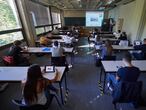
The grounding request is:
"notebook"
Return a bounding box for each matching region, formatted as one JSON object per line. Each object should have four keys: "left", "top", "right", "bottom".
{"left": 42, "top": 48, "right": 51, "bottom": 51}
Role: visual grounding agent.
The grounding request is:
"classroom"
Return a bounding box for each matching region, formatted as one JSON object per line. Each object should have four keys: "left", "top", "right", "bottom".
{"left": 0, "top": 0, "right": 146, "bottom": 110}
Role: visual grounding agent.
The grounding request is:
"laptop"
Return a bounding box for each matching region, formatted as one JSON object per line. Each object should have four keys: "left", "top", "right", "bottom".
{"left": 134, "top": 40, "right": 142, "bottom": 46}
{"left": 44, "top": 66, "right": 55, "bottom": 73}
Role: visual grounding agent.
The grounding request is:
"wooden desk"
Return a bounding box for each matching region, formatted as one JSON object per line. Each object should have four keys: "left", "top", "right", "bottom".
{"left": 0, "top": 66, "right": 67, "bottom": 104}
{"left": 100, "top": 60, "right": 146, "bottom": 93}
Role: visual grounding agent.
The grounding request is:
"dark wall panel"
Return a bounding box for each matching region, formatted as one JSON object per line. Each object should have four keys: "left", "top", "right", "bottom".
{"left": 64, "top": 17, "right": 85, "bottom": 26}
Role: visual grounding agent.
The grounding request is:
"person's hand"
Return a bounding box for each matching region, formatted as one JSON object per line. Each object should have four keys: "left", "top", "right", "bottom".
{"left": 41, "top": 68, "right": 45, "bottom": 74}
{"left": 21, "top": 78, "right": 26, "bottom": 84}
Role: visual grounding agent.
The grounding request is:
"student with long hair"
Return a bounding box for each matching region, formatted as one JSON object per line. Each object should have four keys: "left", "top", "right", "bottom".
{"left": 22, "top": 64, "right": 59, "bottom": 106}
{"left": 101, "top": 40, "right": 113, "bottom": 59}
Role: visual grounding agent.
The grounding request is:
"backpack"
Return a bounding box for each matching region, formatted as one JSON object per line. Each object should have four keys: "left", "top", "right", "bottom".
{"left": 3, "top": 56, "right": 14, "bottom": 65}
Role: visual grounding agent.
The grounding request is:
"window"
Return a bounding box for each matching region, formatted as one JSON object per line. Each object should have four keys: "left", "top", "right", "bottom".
{"left": 0, "top": 31, "right": 23, "bottom": 46}
{"left": 52, "top": 12, "right": 61, "bottom": 24}
{"left": 47, "top": 8, "right": 51, "bottom": 25}
{"left": 28, "top": 1, "right": 52, "bottom": 35}
{"left": 35, "top": 27, "right": 45, "bottom": 35}
{"left": 0, "top": 0, "right": 21, "bottom": 31}
{"left": 0, "top": 0, "right": 23, "bottom": 47}
{"left": 45, "top": 26, "right": 52, "bottom": 32}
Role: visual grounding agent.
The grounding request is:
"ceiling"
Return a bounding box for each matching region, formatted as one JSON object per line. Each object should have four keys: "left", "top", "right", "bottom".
{"left": 33, "top": 0, "right": 135, "bottom": 10}
{"left": 47, "top": 0, "right": 105, "bottom": 10}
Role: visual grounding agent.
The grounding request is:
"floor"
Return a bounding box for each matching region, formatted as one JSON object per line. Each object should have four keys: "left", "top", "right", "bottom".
{"left": 0, "top": 37, "right": 146, "bottom": 110}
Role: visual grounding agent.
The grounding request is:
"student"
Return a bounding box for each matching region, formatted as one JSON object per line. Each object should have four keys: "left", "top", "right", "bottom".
{"left": 46, "top": 31, "right": 52, "bottom": 38}
{"left": 93, "top": 28, "right": 99, "bottom": 38}
{"left": 51, "top": 41, "right": 64, "bottom": 57}
{"left": 8, "top": 40, "right": 29, "bottom": 65}
{"left": 22, "top": 64, "right": 59, "bottom": 106}
{"left": 39, "top": 34, "right": 51, "bottom": 46}
{"left": 118, "top": 32, "right": 127, "bottom": 40}
{"left": 52, "top": 27, "right": 59, "bottom": 34}
{"left": 113, "top": 30, "right": 121, "bottom": 38}
{"left": 95, "top": 36, "right": 102, "bottom": 45}
{"left": 107, "top": 52, "right": 140, "bottom": 90}
{"left": 133, "top": 38, "right": 146, "bottom": 59}
{"left": 101, "top": 40, "right": 113, "bottom": 59}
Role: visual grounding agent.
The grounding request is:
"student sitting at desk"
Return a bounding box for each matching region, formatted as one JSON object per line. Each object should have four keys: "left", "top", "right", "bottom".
{"left": 113, "top": 30, "right": 121, "bottom": 38}
{"left": 52, "top": 27, "right": 59, "bottom": 34}
{"left": 22, "top": 64, "right": 59, "bottom": 106}
{"left": 40, "top": 34, "right": 51, "bottom": 46}
{"left": 51, "top": 41, "right": 64, "bottom": 57}
{"left": 95, "top": 36, "right": 102, "bottom": 45}
{"left": 8, "top": 40, "right": 29, "bottom": 65}
{"left": 133, "top": 38, "right": 146, "bottom": 60}
{"left": 118, "top": 32, "right": 127, "bottom": 40}
{"left": 46, "top": 31, "right": 52, "bottom": 38}
{"left": 107, "top": 52, "right": 140, "bottom": 91}
{"left": 101, "top": 40, "right": 113, "bottom": 59}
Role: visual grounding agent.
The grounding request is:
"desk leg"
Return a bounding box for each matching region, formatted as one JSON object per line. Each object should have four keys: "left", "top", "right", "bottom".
{"left": 103, "top": 71, "right": 107, "bottom": 93}
{"left": 99, "top": 66, "right": 103, "bottom": 83}
{"left": 64, "top": 72, "right": 69, "bottom": 92}
{"left": 59, "top": 82, "right": 64, "bottom": 105}
{"left": 71, "top": 52, "right": 74, "bottom": 66}
{"left": 64, "top": 72, "right": 69, "bottom": 104}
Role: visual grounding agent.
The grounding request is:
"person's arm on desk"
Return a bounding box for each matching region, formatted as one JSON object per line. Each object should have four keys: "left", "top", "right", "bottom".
{"left": 48, "top": 69, "right": 59, "bottom": 83}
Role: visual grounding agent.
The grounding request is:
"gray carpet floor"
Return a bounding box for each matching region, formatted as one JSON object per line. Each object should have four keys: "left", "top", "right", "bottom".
{"left": 0, "top": 37, "right": 146, "bottom": 110}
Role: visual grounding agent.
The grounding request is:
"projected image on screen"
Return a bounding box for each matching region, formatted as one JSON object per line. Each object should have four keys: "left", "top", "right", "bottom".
{"left": 86, "top": 11, "right": 104, "bottom": 27}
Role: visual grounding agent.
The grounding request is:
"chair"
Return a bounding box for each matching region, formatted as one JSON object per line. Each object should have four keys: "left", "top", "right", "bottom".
{"left": 51, "top": 56, "right": 69, "bottom": 72}
{"left": 119, "top": 40, "right": 129, "bottom": 47}
{"left": 12, "top": 100, "right": 48, "bottom": 110}
{"left": 12, "top": 94, "right": 61, "bottom": 110}
{"left": 102, "top": 55, "right": 116, "bottom": 61}
{"left": 112, "top": 81, "right": 143, "bottom": 110}
{"left": 51, "top": 56, "right": 67, "bottom": 66}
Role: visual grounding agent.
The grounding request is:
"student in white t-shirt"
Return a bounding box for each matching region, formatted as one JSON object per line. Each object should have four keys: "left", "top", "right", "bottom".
{"left": 113, "top": 30, "right": 121, "bottom": 38}
{"left": 52, "top": 27, "right": 59, "bottom": 34}
{"left": 51, "top": 41, "right": 64, "bottom": 57}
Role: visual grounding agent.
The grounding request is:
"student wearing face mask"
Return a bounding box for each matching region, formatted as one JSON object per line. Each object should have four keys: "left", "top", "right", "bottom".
{"left": 107, "top": 52, "right": 140, "bottom": 91}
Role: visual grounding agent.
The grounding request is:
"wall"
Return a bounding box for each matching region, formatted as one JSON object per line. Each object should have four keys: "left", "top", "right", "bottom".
{"left": 64, "top": 10, "right": 85, "bottom": 17}
{"left": 141, "top": 20, "right": 146, "bottom": 40}
{"left": 108, "top": 1, "right": 136, "bottom": 41}
{"left": 108, "top": 0, "right": 146, "bottom": 42}
{"left": 63, "top": 10, "right": 85, "bottom": 26}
